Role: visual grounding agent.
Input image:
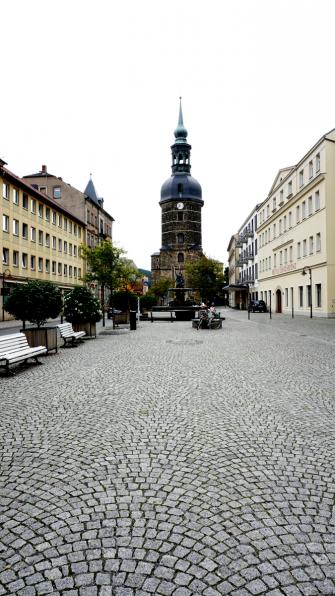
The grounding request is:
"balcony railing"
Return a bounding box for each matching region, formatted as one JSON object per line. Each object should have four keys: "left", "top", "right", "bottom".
{"left": 236, "top": 256, "right": 249, "bottom": 266}
{"left": 245, "top": 229, "right": 254, "bottom": 238}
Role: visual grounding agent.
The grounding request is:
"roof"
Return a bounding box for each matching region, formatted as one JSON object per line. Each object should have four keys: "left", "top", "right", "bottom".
{"left": 1, "top": 165, "right": 86, "bottom": 226}
{"left": 84, "top": 178, "right": 100, "bottom": 205}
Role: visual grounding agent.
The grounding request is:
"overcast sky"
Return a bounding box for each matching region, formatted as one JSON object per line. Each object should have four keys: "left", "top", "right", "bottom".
{"left": 2, "top": 0, "right": 335, "bottom": 270}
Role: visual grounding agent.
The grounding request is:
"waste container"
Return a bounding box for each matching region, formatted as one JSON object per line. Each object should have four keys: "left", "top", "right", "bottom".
{"left": 129, "top": 310, "right": 137, "bottom": 331}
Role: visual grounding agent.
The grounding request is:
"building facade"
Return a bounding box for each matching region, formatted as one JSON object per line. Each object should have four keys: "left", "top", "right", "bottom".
{"left": 1, "top": 160, "right": 85, "bottom": 320}
{"left": 151, "top": 101, "right": 204, "bottom": 286}
{"left": 229, "top": 127, "right": 335, "bottom": 317}
{"left": 227, "top": 207, "right": 259, "bottom": 309}
{"left": 23, "top": 166, "right": 114, "bottom": 248}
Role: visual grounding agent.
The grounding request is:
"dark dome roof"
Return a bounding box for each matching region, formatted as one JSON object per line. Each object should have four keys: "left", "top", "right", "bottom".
{"left": 160, "top": 174, "right": 202, "bottom": 203}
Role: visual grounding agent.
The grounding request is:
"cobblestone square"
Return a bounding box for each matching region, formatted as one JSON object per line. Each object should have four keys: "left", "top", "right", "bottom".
{"left": 0, "top": 311, "right": 334, "bottom": 595}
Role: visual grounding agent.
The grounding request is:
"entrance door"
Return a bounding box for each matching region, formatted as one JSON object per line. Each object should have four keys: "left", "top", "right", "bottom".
{"left": 276, "top": 289, "right": 282, "bottom": 313}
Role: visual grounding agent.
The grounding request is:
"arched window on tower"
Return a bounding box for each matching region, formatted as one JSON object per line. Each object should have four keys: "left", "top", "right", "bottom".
{"left": 178, "top": 252, "right": 184, "bottom": 263}
{"left": 177, "top": 233, "right": 184, "bottom": 244}
{"left": 177, "top": 183, "right": 183, "bottom": 194}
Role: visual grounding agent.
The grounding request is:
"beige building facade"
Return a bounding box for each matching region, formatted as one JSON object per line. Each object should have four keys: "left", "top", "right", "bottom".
{"left": 234, "top": 128, "right": 335, "bottom": 317}
{"left": 1, "top": 160, "right": 85, "bottom": 320}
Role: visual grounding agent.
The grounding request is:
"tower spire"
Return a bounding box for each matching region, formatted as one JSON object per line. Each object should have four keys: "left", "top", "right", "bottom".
{"left": 174, "top": 97, "right": 188, "bottom": 143}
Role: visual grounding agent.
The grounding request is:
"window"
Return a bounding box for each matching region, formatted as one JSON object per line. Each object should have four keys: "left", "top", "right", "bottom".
{"left": 13, "top": 219, "right": 19, "bottom": 235}
{"left": 177, "top": 233, "right": 184, "bottom": 244}
{"left": 299, "top": 170, "right": 304, "bottom": 187}
{"left": 52, "top": 211, "right": 56, "bottom": 224}
{"left": 177, "top": 212, "right": 183, "bottom": 221}
{"left": 31, "top": 199, "right": 36, "bottom": 214}
{"left": 268, "top": 256, "right": 271, "bottom": 269}
{"left": 38, "top": 203, "right": 43, "bottom": 218}
{"left": 266, "top": 204, "right": 270, "bottom": 218}
{"left": 38, "top": 258, "right": 43, "bottom": 272}
{"left": 69, "top": 221, "right": 72, "bottom": 233}
{"left": 45, "top": 233, "right": 50, "bottom": 247}
{"left": 283, "top": 215, "right": 287, "bottom": 231}
{"left": 289, "top": 246, "right": 293, "bottom": 262}
{"left": 309, "top": 161, "right": 313, "bottom": 179}
{"left": 58, "top": 214, "right": 62, "bottom": 227}
{"left": 78, "top": 228, "right": 81, "bottom": 239}
{"left": 13, "top": 251, "right": 19, "bottom": 267}
{"left": 64, "top": 264, "right": 67, "bottom": 276}
{"left": 2, "top": 183, "right": 9, "bottom": 199}
{"left": 52, "top": 261, "right": 56, "bottom": 275}
{"left": 39, "top": 185, "right": 47, "bottom": 193}
{"left": 284, "top": 248, "right": 287, "bottom": 264}
{"left": 279, "top": 189, "right": 284, "bottom": 204}
{"left": 299, "top": 286, "right": 303, "bottom": 307}
{"left": 272, "top": 197, "right": 276, "bottom": 211}
{"left": 316, "top": 153, "right": 320, "bottom": 172}
{"left": 74, "top": 245, "right": 77, "bottom": 257}
{"left": 58, "top": 262, "right": 62, "bottom": 275}
{"left": 2, "top": 247, "right": 9, "bottom": 265}
{"left": 288, "top": 211, "right": 292, "bottom": 228}
{"left": 296, "top": 205, "right": 300, "bottom": 223}
{"left": 279, "top": 219, "right": 282, "bottom": 235}
{"left": 53, "top": 186, "right": 61, "bottom": 199}
{"left": 287, "top": 181, "right": 292, "bottom": 197}
{"left": 316, "top": 284, "right": 321, "bottom": 308}
{"left": 315, "top": 191, "right": 320, "bottom": 211}
{"left": 22, "top": 193, "right": 28, "bottom": 209}
{"left": 46, "top": 207, "right": 50, "bottom": 221}
{"left": 74, "top": 267, "right": 77, "bottom": 277}
{"left": 58, "top": 239, "right": 62, "bottom": 252}
{"left": 177, "top": 252, "right": 184, "bottom": 263}
{"left": 22, "top": 253, "right": 28, "bottom": 269}
{"left": 31, "top": 227, "right": 36, "bottom": 242}
{"left": 297, "top": 242, "right": 301, "bottom": 259}
{"left": 22, "top": 223, "right": 28, "bottom": 239}
{"left": 78, "top": 268, "right": 82, "bottom": 278}
{"left": 13, "top": 188, "right": 19, "bottom": 205}
{"left": 69, "top": 265, "right": 72, "bottom": 277}
{"left": 273, "top": 223, "right": 276, "bottom": 238}
{"left": 2, "top": 214, "right": 9, "bottom": 232}
{"left": 38, "top": 230, "right": 43, "bottom": 245}
{"left": 309, "top": 236, "right": 314, "bottom": 254}
{"left": 285, "top": 288, "right": 288, "bottom": 307}
{"left": 69, "top": 243, "right": 72, "bottom": 256}
{"left": 274, "top": 254, "right": 277, "bottom": 267}
{"left": 303, "top": 239, "right": 307, "bottom": 257}
{"left": 30, "top": 255, "right": 36, "bottom": 270}
{"left": 302, "top": 201, "right": 306, "bottom": 219}
{"left": 74, "top": 224, "right": 77, "bottom": 236}
{"left": 64, "top": 218, "right": 68, "bottom": 231}
{"left": 316, "top": 232, "right": 321, "bottom": 252}
{"left": 279, "top": 251, "right": 283, "bottom": 265}
{"left": 308, "top": 196, "right": 313, "bottom": 216}
{"left": 52, "top": 236, "right": 56, "bottom": 250}
{"left": 45, "top": 259, "right": 50, "bottom": 273}
{"left": 64, "top": 241, "right": 68, "bottom": 254}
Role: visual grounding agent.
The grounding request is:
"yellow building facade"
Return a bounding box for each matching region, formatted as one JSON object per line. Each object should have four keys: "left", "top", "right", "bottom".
{"left": 257, "top": 129, "right": 335, "bottom": 317}
{"left": 1, "top": 160, "right": 85, "bottom": 320}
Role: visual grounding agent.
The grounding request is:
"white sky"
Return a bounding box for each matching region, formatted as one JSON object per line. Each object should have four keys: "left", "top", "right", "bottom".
{"left": 2, "top": 0, "right": 335, "bottom": 270}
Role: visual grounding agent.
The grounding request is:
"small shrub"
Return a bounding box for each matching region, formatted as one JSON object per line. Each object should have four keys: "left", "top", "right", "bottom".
{"left": 64, "top": 286, "right": 102, "bottom": 323}
{"left": 5, "top": 280, "right": 62, "bottom": 327}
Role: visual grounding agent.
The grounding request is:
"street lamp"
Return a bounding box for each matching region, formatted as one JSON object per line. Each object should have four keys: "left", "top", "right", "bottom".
{"left": 2, "top": 268, "right": 11, "bottom": 322}
{"left": 302, "top": 267, "right": 312, "bottom": 318}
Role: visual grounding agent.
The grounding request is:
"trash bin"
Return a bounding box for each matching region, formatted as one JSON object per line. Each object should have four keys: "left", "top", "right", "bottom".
{"left": 130, "top": 310, "right": 137, "bottom": 331}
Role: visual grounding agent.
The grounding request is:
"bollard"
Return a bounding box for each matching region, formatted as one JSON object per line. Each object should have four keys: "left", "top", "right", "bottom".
{"left": 130, "top": 310, "right": 137, "bottom": 331}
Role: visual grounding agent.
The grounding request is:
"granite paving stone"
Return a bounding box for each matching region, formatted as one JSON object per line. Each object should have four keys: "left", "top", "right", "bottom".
{"left": 1, "top": 311, "right": 335, "bottom": 594}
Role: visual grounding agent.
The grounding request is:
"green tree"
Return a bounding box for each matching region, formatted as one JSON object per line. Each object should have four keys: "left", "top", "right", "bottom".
{"left": 63, "top": 286, "right": 102, "bottom": 324}
{"left": 5, "top": 280, "right": 62, "bottom": 328}
{"left": 185, "top": 255, "right": 225, "bottom": 303}
{"left": 149, "top": 278, "right": 171, "bottom": 302}
{"left": 80, "top": 240, "right": 127, "bottom": 326}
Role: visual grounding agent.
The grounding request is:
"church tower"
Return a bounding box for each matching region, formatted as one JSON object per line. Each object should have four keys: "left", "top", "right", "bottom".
{"left": 151, "top": 100, "right": 204, "bottom": 284}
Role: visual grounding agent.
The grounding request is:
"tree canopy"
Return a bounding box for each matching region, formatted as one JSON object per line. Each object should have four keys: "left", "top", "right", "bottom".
{"left": 5, "top": 280, "right": 62, "bottom": 327}
{"left": 185, "top": 255, "right": 225, "bottom": 302}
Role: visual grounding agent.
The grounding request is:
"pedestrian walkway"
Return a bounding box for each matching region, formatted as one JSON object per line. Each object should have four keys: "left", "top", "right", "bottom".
{"left": 0, "top": 312, "right": 334, "bottom": 595}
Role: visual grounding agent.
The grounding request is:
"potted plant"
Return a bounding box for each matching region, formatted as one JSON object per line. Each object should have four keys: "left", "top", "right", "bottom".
{"left": 5, "top": 280, "right": 62, "bottom": 353}
{"left": 63, "top": 286, "right": 102, "bottom": 338}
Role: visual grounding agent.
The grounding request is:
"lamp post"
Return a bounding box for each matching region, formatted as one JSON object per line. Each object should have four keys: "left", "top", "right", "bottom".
{"left": 2, "top": 269, "right": 11, "bottom": 322}
{"left": 302, "top": 267, "right": 312, "bottom": 318}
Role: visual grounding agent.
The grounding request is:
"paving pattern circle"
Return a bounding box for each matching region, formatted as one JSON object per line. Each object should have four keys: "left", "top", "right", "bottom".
{"left": 0, "top": 311, "right": 335, "bottom": 595}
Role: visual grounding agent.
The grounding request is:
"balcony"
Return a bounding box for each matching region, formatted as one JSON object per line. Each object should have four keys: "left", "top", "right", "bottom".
{"left": 236, "top": 256, "right": 249, "bottom": 266}
{"left": 247, "top": 252, "right": 254, "bottom": 261}
{"left": 245, "top": 229, "right": 254, "bottom": 238}
{"left": 235, "top": 236, "right": 245, "bottom": 247}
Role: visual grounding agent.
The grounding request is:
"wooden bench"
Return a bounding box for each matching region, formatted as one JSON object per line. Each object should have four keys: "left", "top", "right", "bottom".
{"left": 57, "top": 323, "right": 86, "bottom": 347}
{"left": 0, "top": 333, "right": 47, "bottom": 375}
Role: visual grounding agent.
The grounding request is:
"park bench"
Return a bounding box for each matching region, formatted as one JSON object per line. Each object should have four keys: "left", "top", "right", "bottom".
{"left": 192, "top": 311, "right": 224, "bottom": 329}
{"left": 57, "top": 322, "right": 86, "bottom": 347}
{"left": 0, "top": 332, "right": 47, "bottom": 375}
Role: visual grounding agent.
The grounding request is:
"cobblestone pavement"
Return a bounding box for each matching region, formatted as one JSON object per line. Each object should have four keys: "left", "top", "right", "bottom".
{"left": 0, "top": 311, "right": 335, "bottom": 595}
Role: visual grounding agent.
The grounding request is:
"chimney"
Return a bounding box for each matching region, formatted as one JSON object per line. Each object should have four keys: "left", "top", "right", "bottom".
{"left": 41, "top": 165, "right": 47, "bottom": 174}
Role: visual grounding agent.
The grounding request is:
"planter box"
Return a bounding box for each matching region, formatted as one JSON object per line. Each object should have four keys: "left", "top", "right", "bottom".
{"left": 114, "top": 313, "right": 129, "bottom": 325}
{"left": 21, "top": 326, "right": 58, "bottom": 354}
{"left": 72, "top": 321, "right": 97, "bottom": 338}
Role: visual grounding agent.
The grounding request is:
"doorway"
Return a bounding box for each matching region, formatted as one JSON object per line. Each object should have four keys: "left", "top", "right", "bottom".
{"left": 276, "top": 289, "right": 282, "bottom": 313}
